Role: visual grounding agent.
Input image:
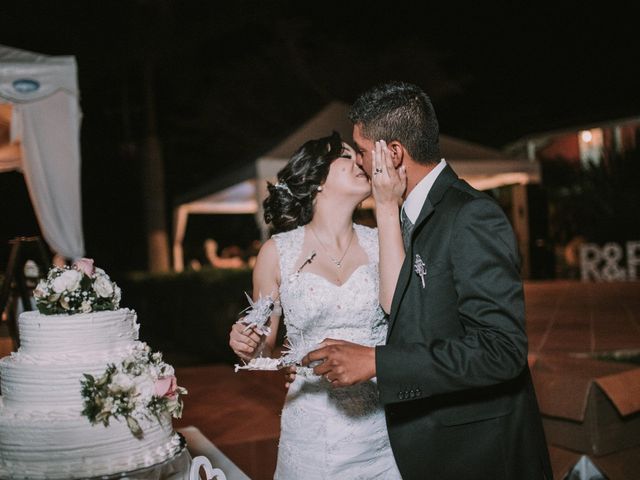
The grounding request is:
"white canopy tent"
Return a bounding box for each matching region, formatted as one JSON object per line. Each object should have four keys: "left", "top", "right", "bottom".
{"left": 173, "top": 101, "right": 540, "bottom": 272}
{"left": 0, "top": 44, "right": 84, "bottom": 260}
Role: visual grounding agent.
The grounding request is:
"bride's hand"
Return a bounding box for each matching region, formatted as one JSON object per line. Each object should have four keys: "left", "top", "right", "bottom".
{"left": 229, "top": 322, "right": 262, "bottom": 361}
{"left": 371, "top": 140, "right": 406, "bottom": 208}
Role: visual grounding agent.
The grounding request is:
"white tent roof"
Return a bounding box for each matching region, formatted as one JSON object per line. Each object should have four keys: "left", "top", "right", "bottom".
{"left": 0, "top": 45, "right": 78, "bottom": 103}
{"left": 179, "top": 100, "right": 540, "bottom": 206}
{"left": 0, "top": 44, "right": 84, "bottom": 259}
{"left": 172, "top": 101, "right": 540, "bottom": 270}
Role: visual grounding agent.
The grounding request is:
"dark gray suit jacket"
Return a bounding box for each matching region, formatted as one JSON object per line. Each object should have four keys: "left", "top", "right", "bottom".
{"left": 376, "top": 165, "right": 552, "bottom": 480}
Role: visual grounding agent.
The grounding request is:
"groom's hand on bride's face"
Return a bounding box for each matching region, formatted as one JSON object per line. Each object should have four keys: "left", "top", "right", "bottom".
{"left": 302, "top": 339, "right": 376, "bottom": 388}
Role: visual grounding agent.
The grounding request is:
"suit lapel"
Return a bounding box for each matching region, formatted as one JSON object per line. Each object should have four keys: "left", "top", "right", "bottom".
{"left": 386, "top": 164, "right": 459, "bottom": 338}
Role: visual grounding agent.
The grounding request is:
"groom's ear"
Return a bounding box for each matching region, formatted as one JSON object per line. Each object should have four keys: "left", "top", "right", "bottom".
{"left": 388, "top": 141, "right": 403, "bottom": 168}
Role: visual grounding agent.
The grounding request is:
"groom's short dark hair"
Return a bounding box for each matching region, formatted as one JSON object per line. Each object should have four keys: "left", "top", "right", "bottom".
{"left": 349, "top": 81, "right": 440, "bottom": 165}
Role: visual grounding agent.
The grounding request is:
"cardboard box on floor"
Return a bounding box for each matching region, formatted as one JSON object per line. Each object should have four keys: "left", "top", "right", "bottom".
{"left": 529, "top": 354, "right": 640, "bottom": 458}
{"left": 549, "top": 444, "right": 640, "bottom": 480}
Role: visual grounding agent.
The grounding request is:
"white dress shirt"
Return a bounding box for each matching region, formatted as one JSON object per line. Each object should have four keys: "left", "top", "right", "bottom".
{"left": 402, "top": 158, "right": 448, "bottom": 224}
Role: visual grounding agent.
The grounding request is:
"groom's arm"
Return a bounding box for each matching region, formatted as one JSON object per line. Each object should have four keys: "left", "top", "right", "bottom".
{"left": 376, "top": 197, "right": 528, "bottom": 405}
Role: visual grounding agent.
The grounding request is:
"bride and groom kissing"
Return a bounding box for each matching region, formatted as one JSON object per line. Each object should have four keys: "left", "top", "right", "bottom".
{"left": 229, "top": 81, "right": 552, "bottom": 480}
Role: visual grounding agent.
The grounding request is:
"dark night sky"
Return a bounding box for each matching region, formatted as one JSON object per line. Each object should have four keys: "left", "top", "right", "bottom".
{"left": 1, "top": 1, "right": 638, "bottom": 272}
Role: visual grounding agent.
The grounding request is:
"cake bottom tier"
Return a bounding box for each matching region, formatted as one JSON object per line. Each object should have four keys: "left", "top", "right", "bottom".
{"left": 0, "top": 407, "right": 182, "bottom": 480}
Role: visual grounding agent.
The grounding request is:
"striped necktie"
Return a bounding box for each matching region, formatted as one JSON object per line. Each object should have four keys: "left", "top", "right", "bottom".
{"left": 401, "top": 207, "right": 413, "bottom": 251}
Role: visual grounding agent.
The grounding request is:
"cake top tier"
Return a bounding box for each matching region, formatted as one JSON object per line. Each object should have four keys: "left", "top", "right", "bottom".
{"left": 34, "top": 258, "right": 121, "bottom": 315}
{"left": 14, "top": 308, "right": 139, "bottom": 355}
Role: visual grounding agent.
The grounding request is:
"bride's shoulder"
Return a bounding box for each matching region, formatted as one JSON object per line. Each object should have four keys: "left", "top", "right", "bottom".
{"left": 256, "top": 238, "right": 278, "bottom": 261}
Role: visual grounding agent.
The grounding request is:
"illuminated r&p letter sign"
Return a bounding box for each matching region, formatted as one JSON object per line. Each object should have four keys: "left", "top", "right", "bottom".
{"left": 580, "top": 241, "right": 640, "bottom": 281}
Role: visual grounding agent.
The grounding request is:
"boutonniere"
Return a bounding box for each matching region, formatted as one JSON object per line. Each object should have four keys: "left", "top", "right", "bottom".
{"left": 413, "top": 254, "right": 427, "bottom": 288}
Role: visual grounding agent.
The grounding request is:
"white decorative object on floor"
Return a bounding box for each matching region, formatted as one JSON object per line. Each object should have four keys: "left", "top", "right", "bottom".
{"left": 179, "top": 426, "right": 251, "bottom": 480}
{"left": 190, "top": 456, "right": 227, "bottom": 480}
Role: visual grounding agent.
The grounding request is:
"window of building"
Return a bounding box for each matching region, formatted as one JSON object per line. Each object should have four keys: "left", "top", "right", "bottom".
{"left": 578, "top": 128, "right": 603, "bottom": 167}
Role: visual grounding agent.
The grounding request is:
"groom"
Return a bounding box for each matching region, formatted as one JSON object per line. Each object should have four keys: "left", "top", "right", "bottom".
{"left": 302, "top": 81, "right": 552, "bottom": 479}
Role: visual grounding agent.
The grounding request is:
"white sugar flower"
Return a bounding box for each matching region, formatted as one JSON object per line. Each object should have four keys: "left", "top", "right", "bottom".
{"left": 59, "top": 296, "right": 70, "bottom": 310}
{"left": 123, "top": 354, "right": 137, "bottom": 366}
{"left": 33, "top": 280, "right": 48, "bottom": 299}
{"left": 133, "top": 375, "right": 156, "bottom": 403}
{"left": 81, "top": 300, "right": 92, "bottom": 313}
{"left": 93, "top": 276, "right": 114, "bottom": 298}
{"left": 52, "top": 269, "right": 82, "bottom": 293}
{"left": 102, "top": 396, "right": 114, "bottom": 413}
{"left": 113, "top": 285, "right": 122, "bottom": 304}
{"left": 162, "top": 364, "right": 175, "bottom": 377}
{"left": 110, "top": 373, "right": 134, "bottom": 393}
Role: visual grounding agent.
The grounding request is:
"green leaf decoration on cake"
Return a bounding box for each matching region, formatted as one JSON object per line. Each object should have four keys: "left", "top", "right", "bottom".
{"left": 80, "top": 343, "right": 187, "bottom": 437}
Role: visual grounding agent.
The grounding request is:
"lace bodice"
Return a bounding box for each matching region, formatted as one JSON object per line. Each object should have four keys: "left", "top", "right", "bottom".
{"left": 273, "top": 224, "right": 388, "bottom": 353}
{"left": 272, "top": 224, "right": 401, "bottom": 479}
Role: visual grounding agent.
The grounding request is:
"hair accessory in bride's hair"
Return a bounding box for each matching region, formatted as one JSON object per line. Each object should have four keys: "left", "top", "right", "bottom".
{"left": 275, "top": 181, "right": 293, "bottom": 196}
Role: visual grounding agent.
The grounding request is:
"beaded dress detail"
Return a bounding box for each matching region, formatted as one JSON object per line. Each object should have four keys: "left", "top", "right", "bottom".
{"left": 272, "top": 224, "right": 401, "bottom": 479}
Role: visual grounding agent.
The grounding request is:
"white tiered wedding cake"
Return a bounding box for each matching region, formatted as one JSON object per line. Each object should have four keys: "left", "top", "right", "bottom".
{"left": 0, "top": 259, "right": 188, "bottom": 479}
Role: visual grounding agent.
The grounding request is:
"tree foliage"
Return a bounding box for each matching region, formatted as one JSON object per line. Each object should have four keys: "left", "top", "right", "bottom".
{"left": 544, "top": 136, "right": 640, "bottom": 246}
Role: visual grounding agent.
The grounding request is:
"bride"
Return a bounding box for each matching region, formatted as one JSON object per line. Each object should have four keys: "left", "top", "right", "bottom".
{"left": 229, "top": 131, "right": 404, "bottom": 479}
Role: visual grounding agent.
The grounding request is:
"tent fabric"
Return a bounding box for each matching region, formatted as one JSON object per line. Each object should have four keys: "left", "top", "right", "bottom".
{"left": 0, "top": 45, "right": 84, "bottom": 260}
{"left": 0, "top": 46, "right": 78, "bottom": 102}
{"left": 172, "top": 101, "right": 541, "bottom": 271}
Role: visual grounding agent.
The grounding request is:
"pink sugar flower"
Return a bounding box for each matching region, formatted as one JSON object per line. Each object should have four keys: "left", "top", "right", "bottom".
{"left": 154, "top": 375, "right": 178, "bottom": 399}
{"left": 73, "top": 258, "right": 95, "bottom": 276}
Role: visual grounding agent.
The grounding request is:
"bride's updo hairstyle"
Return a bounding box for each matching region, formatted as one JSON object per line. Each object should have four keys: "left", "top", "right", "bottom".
{"left": 264, "top": 131, "right": 343, "bottom": 233}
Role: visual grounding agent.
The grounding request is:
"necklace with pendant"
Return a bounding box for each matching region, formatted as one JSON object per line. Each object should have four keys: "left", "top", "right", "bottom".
{"left": 309, "top": 225, "right": 355, "bottom": 269}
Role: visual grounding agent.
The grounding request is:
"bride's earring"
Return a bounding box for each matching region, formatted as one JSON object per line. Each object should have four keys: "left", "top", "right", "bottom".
{"left": 317, "top": 186, "right": 323, "bottom": 192}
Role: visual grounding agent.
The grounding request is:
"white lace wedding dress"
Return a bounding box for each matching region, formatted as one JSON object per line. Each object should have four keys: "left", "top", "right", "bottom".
{"left": 272, "top": 224, "right": 401, "bottom": 479}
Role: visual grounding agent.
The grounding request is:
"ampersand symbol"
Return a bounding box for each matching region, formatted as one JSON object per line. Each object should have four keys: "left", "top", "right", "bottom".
{"left": 601, "top": 243, "right": 626, "bottom": 281}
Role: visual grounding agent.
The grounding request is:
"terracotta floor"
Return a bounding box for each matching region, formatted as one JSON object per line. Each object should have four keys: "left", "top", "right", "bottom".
{"left": 2, "top": 280, "right": 640, "bottom": 479}
{"left": 525, "top": 281, "right": 640, "bottom": 355}
{"left": 173, "top": 366, "right": 285, "bottom": 480}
